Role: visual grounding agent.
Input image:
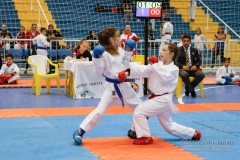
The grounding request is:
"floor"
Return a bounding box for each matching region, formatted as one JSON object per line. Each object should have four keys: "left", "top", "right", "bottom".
{"left": 0, "top": 76, "right": 239, "bottom": 160}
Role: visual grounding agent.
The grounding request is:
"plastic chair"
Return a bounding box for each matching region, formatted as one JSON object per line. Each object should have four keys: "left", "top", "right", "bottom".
{"left": 7, "top": 49, "right": 26, "bottom": 63}
{"left": 47, "top": 49, "right": 57, "bottom": 61}
{"left": 28, "top": 55, "right": 61, "bottom": 96}
{"left": 174, "top": 76, "right": 204, "bottom": 98}
{"left": 57, "top": 49, "right": 71, "bottom": 62}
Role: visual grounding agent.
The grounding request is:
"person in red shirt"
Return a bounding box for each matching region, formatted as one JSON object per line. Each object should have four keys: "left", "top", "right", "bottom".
{"left": 25, "top": 23, "right": 40, "bottom": 55}
{"left": 25, "top": 24, "right": 40, "bottom": 74}
{"left": 14, "top": 26, "right": 27, "bottom": 50}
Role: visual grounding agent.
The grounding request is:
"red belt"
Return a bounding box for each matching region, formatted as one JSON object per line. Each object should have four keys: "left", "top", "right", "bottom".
{"left": 165, "top": 32, "right": 171, "bottom": 35}
{"left": 148, "top": 93, "right": 169, "bottom": 99}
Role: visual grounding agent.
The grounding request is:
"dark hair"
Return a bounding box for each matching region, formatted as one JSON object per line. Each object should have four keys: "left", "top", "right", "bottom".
{"left": 164, "top": 17, "right": 170, "bottom": 21}
{"left": 20, "top": 26, "right": 25, "bottom": 30}
{"left": 89, "top": 30, "right": 95, "bottom": 35}
{"left": 217, "top": 26, "right": 224, "bottom": 34}
{"left": 6, "top": 54, "right": 13, "bottom": 60}
{"left": 182, "top": 35, "right": 191, "bottom": 41}
{"left": 167, "top": 43, "right": 178, "bottom": 65}
{"left": 31, "top": 23, "right": 37, "bottom": 27}
{"left": 98, "top": 27, "right": 118, "bottom": 55}
{"left": 40, "top": 27, "right": 47, "bottom": 32}
{"left": 48, "top": 24, "right": 54, "bottom": 28}
{"left": 222, "top": 57, "right": 230, "bottom": 63}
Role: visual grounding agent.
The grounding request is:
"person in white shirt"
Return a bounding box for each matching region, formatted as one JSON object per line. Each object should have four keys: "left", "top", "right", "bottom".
{"left": 159, "top": 17, "right": 173, "bottom": 56}
{"left": 189, "top": 0, "right": 197, "bottom": 21}
{"left": 128, "top": 43, "right": 201, "bottom": 145}
{"left": 193, "top": 27, "right": 206, "bottom": 55}
{"left": 0, "top": 54, "right": 20, "bottom": 84}
{"left": 216, "top": 57, "right": 240, "bottom": 85}
{"left": 177, "top": 33, "right": 185, "bottom": 48}
{"left": 32, "top": 27, "right": 50, "bottom": 57}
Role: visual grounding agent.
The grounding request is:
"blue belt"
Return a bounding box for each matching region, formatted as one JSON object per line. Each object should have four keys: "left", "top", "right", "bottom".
{"left": 37, "top": 46, "right": 47, "bottom": 50}
{"left": 105, "top": 77, "right": 124, "bottom": 107}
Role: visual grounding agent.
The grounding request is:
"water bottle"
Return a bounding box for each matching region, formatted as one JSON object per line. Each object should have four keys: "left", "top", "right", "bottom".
{"left": 73, "top": 51, "right": 76, "bottom": 61}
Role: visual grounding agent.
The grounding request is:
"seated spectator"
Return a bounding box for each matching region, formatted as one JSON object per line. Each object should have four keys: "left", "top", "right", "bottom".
{"left": 94, "top": 3, "right": 105, "bottom": 12}
{"left": 25, "top": 23, "right": 40, "bottom": 74}
{"left": 177, "top": 35, "right": 205, "bottom": 97}
{"left": 122, "top": 3, "right": 132, "bottom": 21}
{"left": 0, "top": 24, "right": 14, "bottom": 50}
{"left": 0, "top": 54, "right": 20, "bottom": 84}
{"left": 193, "top": 27, "right": 206, "bottom": 56}
{"left": 86, "top": 30, "right": 97, "bottom": 50}
{"left": 177, "top": 33, "right": 185, "bottom": 47}
{"left": 26, "top": 23, "right": 40, "bottom": 55}
{"left": 46, "top": 24, "right": 63, "bottom": 50}
{"left": 212, "top": 26, "right": 226, "bottom": 68}
{"left": 216, "top": 57, "right": 240, "bottom": 85}
{"left": 70, "top": 39, "right": 92, "bottom": 61}
{"left": 14, "top": 26, "right": 27, "bottom": 50}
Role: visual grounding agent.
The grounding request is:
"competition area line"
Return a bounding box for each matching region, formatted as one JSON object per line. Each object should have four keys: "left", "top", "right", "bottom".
{"left": 177, "top": 85, "right": 236, "bottom": 104}
{"left": 0, "top": 103, "right": 240, "bottom": 118}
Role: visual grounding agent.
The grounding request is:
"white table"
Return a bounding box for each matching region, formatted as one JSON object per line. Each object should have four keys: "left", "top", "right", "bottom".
{"left": 64, "top": 60, "right": 143, "bottom": 98}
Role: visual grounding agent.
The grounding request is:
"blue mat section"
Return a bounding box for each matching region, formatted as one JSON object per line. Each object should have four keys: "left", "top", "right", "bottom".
{"left": 1, "top": 85, "right": 240, "bottom": 109}
{"left": 173, "top": 85, "right": 240, "bottom": 104}
{"left": 0, "top": 111, "right": 239, "bottom": 160}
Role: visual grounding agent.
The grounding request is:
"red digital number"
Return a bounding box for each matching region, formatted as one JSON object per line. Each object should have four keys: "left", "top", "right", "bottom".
{"left": 149, "top": 8, "right": 162, "bottom": 17}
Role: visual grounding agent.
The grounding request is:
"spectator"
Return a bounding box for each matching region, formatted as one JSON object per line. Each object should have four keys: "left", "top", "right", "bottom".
{"left": 212, "top": 26, "right": 226, "bottom": 68}
{"left": 94, "top": 3, "right": 105, "bottom": 12}
{"left": 70, "top": 39, "right": 92, "bottom": 61}
{"left": 159, "top": 17, "right": 173, "bottom": 56}
{"left": 193, "top": 27, "right": 206, "bottom": 56}
{"left": 0, "top": 24, "right": 14, "bottom": 50}
{"left": 189, "top": 0, "right": 197, "bottom": 22}
{"left": 216, "top": 57, "right": 240, "bottom": 85}
{"left": 14, "top": 26, "right": 27, "bottom": 50}
{"left": 0, "top": 54, "right": 20, "bottom": 84}
{"left": 177, "top": 33, "right": 185, "bottom": 47}
{"left": 46, "top": 24, "right": 63, "bottom": 50}
{"left": 120, "top": 25, "right": 140, "bottom": 55}
{"left": 32, "top": 27, "right": 50, "bottom": 57}
{"left": 177, "top": 35, "right": 205, "bottom": 97}
{"left": 25, "top": 23, "right": 40, "bottom": 74}
{"left": 86, "top": 30, "right": 97, "bottom": 50}
{"left": 122, "top": 3, "right": 133, "bottom": 21}
{"left": 148, "top": 26, "right": 154, "bottom": 40}
{"left": 25, "top": 23, "right": 40, "bottom": 55}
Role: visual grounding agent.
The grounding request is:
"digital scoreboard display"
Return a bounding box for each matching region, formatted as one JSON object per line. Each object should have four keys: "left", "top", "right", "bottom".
{"left": 135, "top": 1, "right": 162, "bottom": 18}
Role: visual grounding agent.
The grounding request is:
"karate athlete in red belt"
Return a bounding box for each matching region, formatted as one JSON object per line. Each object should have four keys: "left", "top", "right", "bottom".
{"left": 128, "top": 43, "right": 201, "bottom": 145}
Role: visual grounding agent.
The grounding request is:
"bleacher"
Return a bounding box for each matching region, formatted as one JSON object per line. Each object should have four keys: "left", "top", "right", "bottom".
{"left": 199, "top": 0, "right": 240, "bottom": 39}
{"left": 45, "top": 0, "right": 195, "bottom": 41}
{"left": 0, "top": 1, "right": 20, "bottom": 36}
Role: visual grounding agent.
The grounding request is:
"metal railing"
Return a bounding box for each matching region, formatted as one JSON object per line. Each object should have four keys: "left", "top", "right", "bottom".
{"left": 1, "top": 38, "right": 239, "bottom": 72}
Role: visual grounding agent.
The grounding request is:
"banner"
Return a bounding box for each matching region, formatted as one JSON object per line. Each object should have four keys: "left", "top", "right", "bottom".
{"left": 71, "top": 62, "right": 143, "bottom": 98}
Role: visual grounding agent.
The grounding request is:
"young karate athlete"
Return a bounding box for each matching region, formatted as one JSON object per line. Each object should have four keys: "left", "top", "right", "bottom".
{"left": 0, "top": 54, "right": 20, "bottom": 84}
{"left": 73, "top": 27, "right": 142, "bottom": 145}
{"left": 128, "top": 43, "right": 201, "bottom": 145}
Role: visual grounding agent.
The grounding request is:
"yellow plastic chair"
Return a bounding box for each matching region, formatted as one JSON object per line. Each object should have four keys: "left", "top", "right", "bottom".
{"left": 133, "top": 55, "right": 145, "bottom": 65}
{"left": 28, "top": 55, "right": 61, "bottom": 96}
{"left": 174, "top": 76, "right": 204, "bottom": 98}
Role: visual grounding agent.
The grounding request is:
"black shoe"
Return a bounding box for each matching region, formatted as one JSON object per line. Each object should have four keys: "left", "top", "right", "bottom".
{"left": 185, "top": 90, "right": 189, "bottom": 96}
{"left": 128, "top": 130, "right": 137, "bottom": 139}
{"left": 191, "top": 90, "right": 197, "bottom": 97}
